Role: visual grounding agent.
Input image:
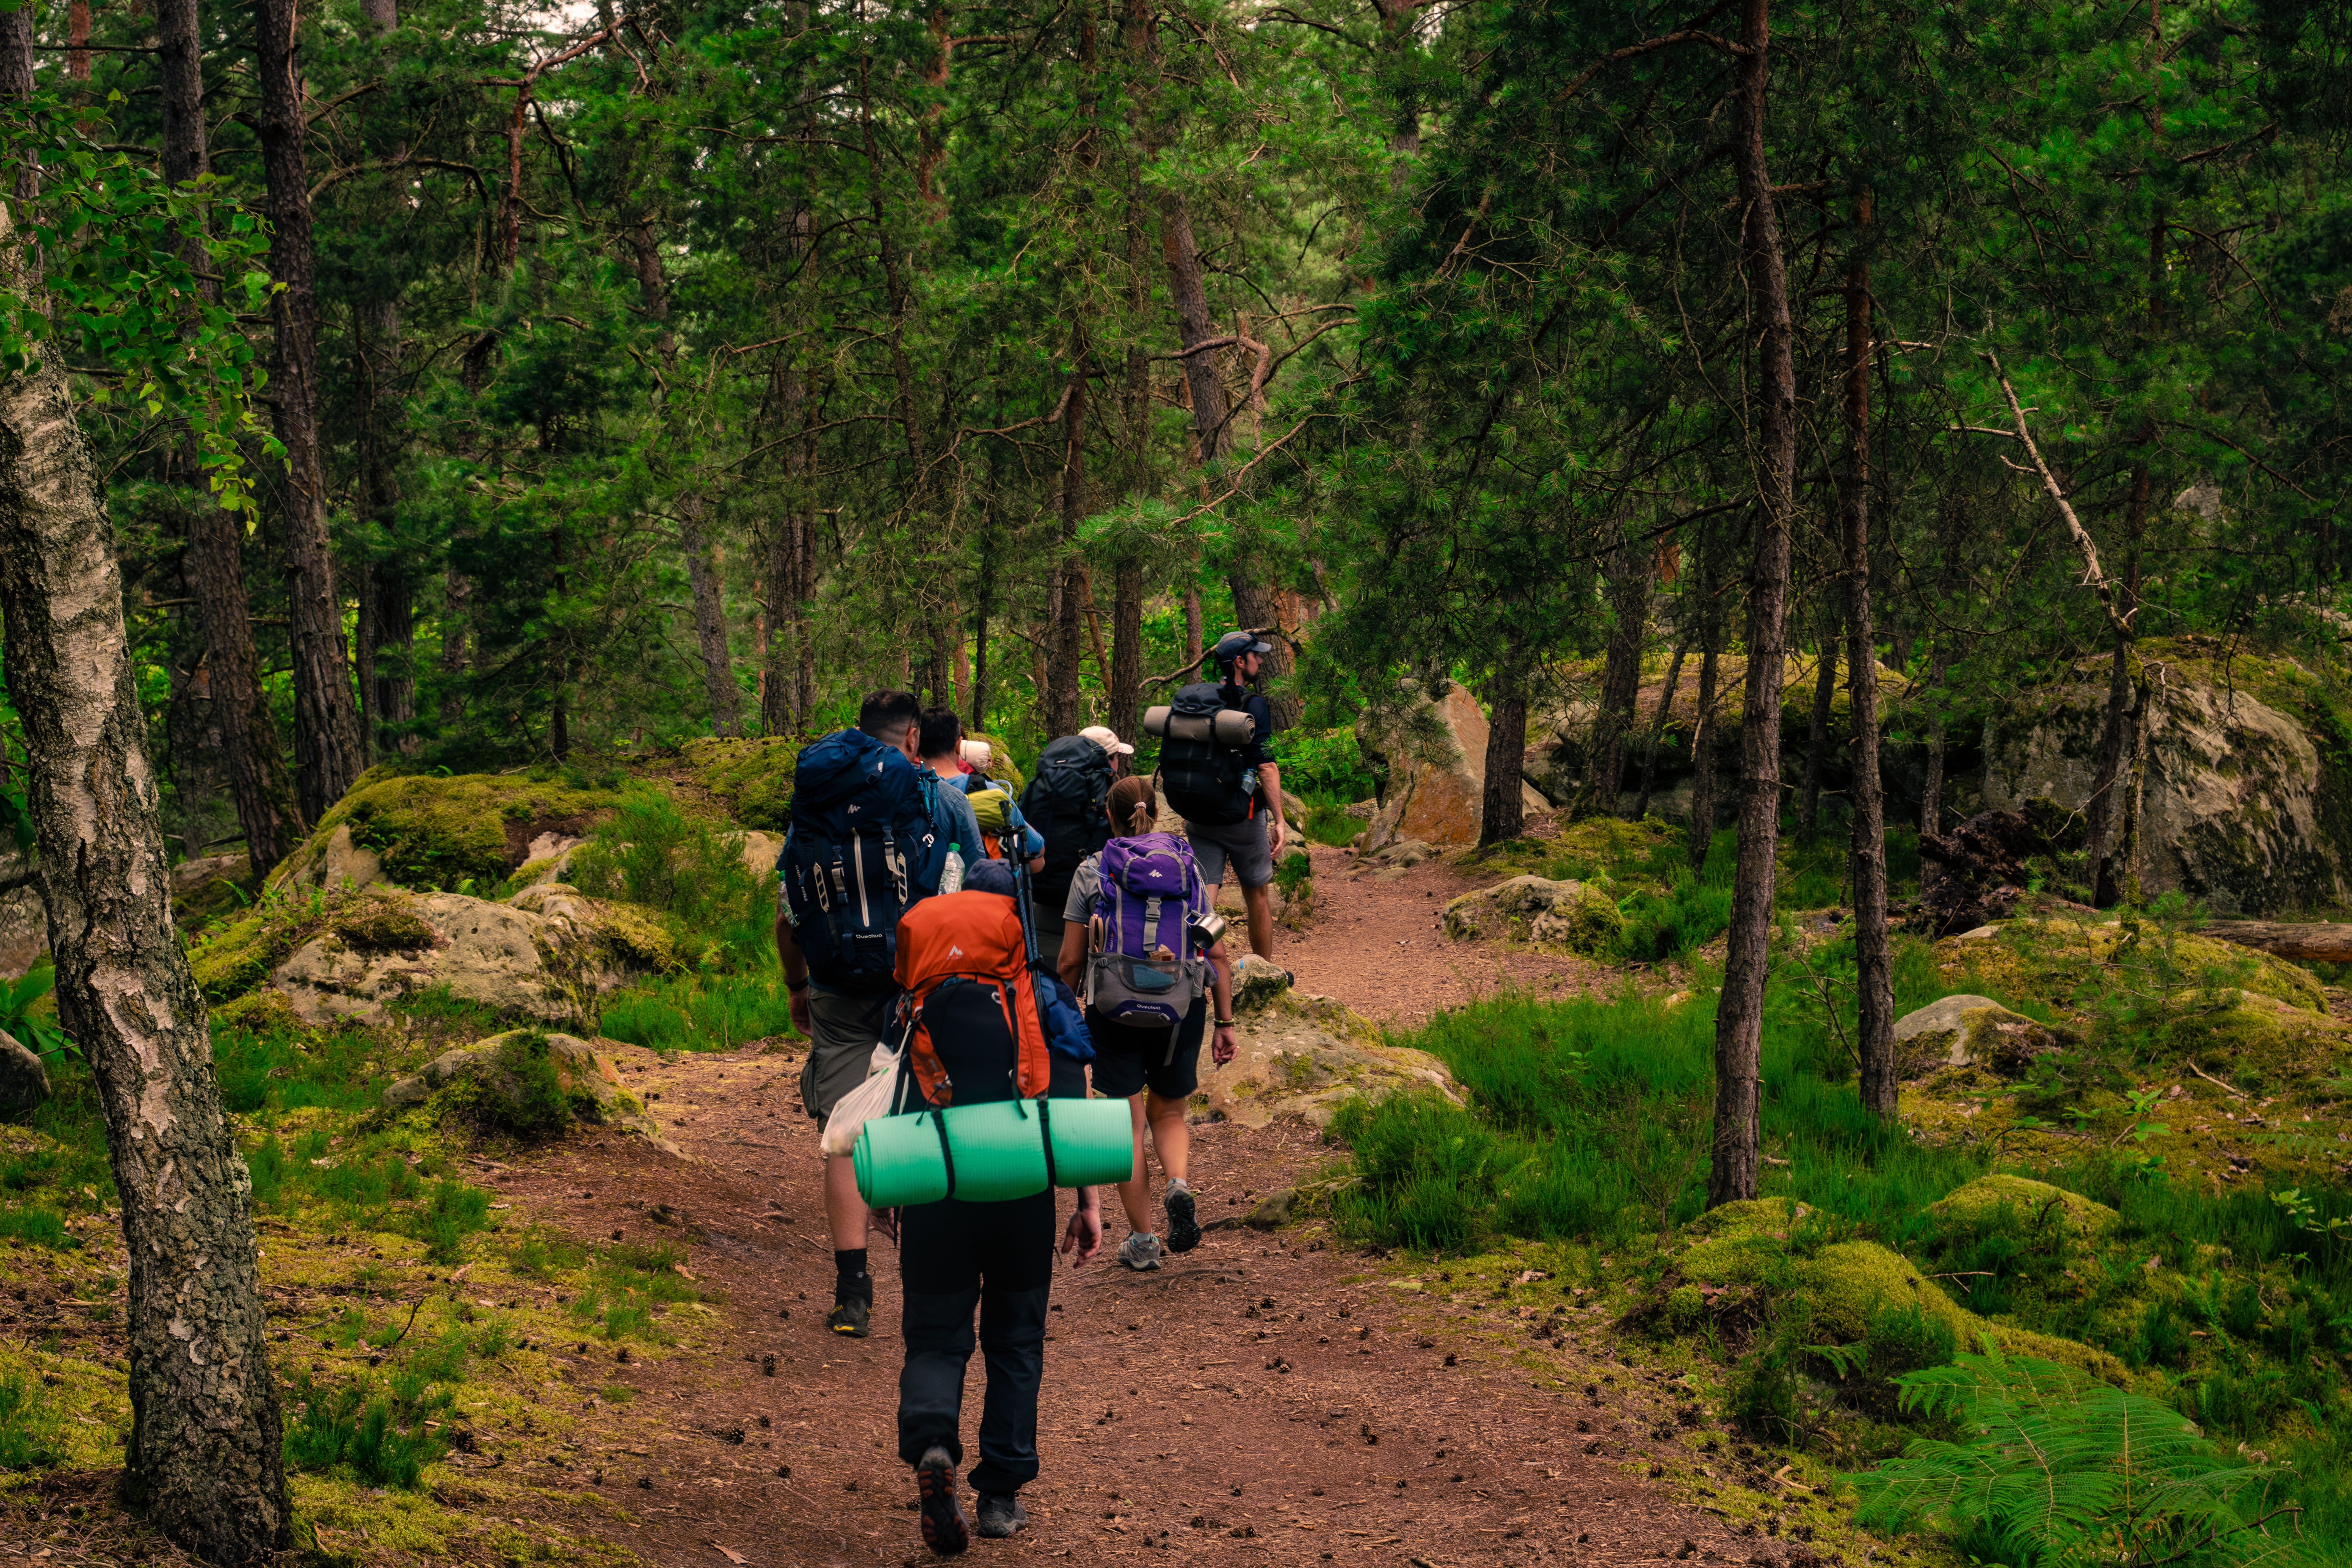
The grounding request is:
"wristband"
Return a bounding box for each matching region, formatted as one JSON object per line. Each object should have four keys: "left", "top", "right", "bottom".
{"left": 786, "top": 976, "right": 810, "bottom": 993}
{"left": 1216, "top": 1018, "right": 1235, "bottom": 1028}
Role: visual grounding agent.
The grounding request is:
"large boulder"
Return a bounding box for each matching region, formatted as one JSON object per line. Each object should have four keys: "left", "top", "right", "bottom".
{"left": 1357, "top": 684, "right": 1547, "bottom": 852}
{"left": 1983, "top": 649, "right": 2352, "bottom": 915}
{"left": 382, "top": 1029, "right": 676, "bottom": 1153}
{"left": 267, "top": 769, "right": 619, "bottom": 894}
{"left": 1198, "top": 990, "right": 1464, "bottom": 1130}
{"left": 201, "top": 884, "right": 676, "bottom": 1028}
{"left": 0, "top": 1027, "right": 48, "bottom": 1113}
{"left": 1892, "top": 993, "right": 2063, "bottom": 1078}
{"left": 1441, "top": 875, "right": 1622, "bottom": 954}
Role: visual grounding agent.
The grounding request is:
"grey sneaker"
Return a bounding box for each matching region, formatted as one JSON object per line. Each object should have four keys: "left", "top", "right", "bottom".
{"left": 975, "top": 1491, "right": 1028, "bottom": 1538}
{"left": 1164, "top": 1180, "right": 1201, "bottom": 1254}
{"left": 1118, "top": 1231, "right": 1162, "bottom": 1271}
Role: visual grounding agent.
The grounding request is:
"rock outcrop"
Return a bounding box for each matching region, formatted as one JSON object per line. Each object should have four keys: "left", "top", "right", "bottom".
{"left": 1198, "top": 989, "right": 1464, "bottom": 1130}
{"left": 382, "top": 1029, "right": 675, "bottom": 1153}
{"left": 1358, "top": 684, "right": 1547, "bottom": 852}
{"left": 266, "top": 769, "right": 619, "bottom": 894}
{"left": 199, "top": 884, "right": 675, "bottom": 1028}
{"left": 1983, "top": 650, "right": 2352, "bottom": 915}
{"left": 1891, "top": 993, "right": 2063, "bottom": 1078}
{"left": 1441, "top": 875, "right": 1622, "bottom": 955}
{"left": 0, "top": 1027, "right": 48, "bottom": 1113}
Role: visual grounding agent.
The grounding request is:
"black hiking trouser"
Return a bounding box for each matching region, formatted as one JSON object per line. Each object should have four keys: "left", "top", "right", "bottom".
{"left": 897, "top": 1189, "right": 1056, "bottom": 1494}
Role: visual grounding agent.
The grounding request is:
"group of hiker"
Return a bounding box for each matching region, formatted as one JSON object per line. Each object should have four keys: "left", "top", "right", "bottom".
{"left": 768, "top": 631, "right": 1288, "bottom": 1554}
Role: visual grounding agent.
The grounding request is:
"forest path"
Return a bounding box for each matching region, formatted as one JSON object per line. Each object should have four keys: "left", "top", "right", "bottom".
{"left": 1262, "top": 842, "right": 1608, "bottom": 1025}
{"left": 501, "top": 1043, "right": 1769, "bottom": 1568}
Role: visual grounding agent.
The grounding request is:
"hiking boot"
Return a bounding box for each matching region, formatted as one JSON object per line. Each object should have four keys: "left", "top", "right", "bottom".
{"left": 827, "top": 1295, "right": 871, "bottom": 1338}
{"left": 1118, "top": 1232, "right": 1161, "bottom": 1272}
{"left": 975, "top": 1492, "right": 1027, "bottom": 1539}
{"left": 1163, "top": 1180, "right": 1201, "bottom": 1254}
{"left": 913, "top": 1447, "right": 969, "bottom": 1555}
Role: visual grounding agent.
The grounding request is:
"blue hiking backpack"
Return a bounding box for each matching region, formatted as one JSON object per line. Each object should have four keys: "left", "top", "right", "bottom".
{"left": 776, "top": 729, "right": 937, "bottom": 994}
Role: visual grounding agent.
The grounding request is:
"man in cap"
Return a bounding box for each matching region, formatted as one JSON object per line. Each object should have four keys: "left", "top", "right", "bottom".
{"left": 1079, "top": 725, "right": 1134, "bottom": 778}
{"left": 1163, "top": 632, "right": 1287, "bottom": 967}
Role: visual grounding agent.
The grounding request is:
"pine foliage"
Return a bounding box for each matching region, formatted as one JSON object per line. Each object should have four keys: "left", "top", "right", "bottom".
{"left": 1855, "top": 1352, "right": 2312, "bottom": 1567}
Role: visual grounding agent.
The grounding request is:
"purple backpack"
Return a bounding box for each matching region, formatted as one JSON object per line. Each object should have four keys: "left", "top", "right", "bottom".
{"left": 1085, "top": 832, "right": 1209, "bottom": 1029}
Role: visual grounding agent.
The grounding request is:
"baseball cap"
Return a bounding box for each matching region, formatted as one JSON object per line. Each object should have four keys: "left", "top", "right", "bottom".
{"left": 1080, "top": 725, "right": 1135, "bottom": 756}
{"left": 1212, "top": 630, "right": 1274, "bottom": 664}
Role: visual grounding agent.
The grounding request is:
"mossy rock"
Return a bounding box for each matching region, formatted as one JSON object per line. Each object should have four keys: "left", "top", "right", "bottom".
{"left": 327, "top": 892, "right": 436, "bottom": 954}
{"left": 1926, "top": 1175, "right": 2118, "bottom": 1241}
{"left": 207, "top": 987, "right": 305, "bottom": 1037}
{"left": 1529, "top": 884, "right": 1627, "bottom": 957}
{"left": 272, "top": 769, "right": 621, "bottom": 892}
{"left": 678, "top": 736, "right": 805, "bottom": 832}
{"left": 1675, "top": 1230, "right": 2124, "bottom": 1383}
{"left": 190, "top": 899, "right": 324, "bottom": 1005}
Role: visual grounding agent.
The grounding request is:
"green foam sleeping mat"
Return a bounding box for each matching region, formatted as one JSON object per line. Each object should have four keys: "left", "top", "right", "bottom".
{"left": 853, "top": 1096, "right": 1134, "bottom": 1207}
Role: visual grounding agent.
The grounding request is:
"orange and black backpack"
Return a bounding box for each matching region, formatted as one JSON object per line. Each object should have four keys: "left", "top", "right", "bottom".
{"left": 892, "top": 890, "right": 1053, "bottom": 1108}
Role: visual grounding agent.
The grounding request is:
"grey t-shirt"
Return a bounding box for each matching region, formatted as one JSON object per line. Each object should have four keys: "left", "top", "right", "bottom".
{"left": 1061, "top": 853, "right": 1104, "bottom": 925}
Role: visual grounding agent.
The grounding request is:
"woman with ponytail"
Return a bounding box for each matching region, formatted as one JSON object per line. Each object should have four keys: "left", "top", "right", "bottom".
{"left": 1056, "top": 774, "right": 1237, "bottom": 1270}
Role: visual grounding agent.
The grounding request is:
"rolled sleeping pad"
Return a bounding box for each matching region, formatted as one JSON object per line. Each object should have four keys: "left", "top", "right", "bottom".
{"left": 854, "top": 1096, "right": 1135, "bottom": 1208}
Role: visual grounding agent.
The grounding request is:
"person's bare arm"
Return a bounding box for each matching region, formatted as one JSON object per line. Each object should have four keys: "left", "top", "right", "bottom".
{"left": 1057, "top": 920, "right": 1087, "bottom": 992}
{"left": 1260, "top": 760, "right": 1287, "bottom": 858}
{"left": 776, "top": 911, "right": 812, "bottom": 1036}
{"left": 1205, "top": 939, "right": 1238, "bottom": 1064}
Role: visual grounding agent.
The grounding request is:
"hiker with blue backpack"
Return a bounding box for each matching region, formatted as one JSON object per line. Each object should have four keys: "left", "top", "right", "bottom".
{"left": 775, "top": 689, "right": 974, "bottom": 1338}
{"left": 1153, "top": 631, "right": 1289, "bottom": 973}
{"left": 1054, "top": 774, "right": 1238, "bottom": 1271}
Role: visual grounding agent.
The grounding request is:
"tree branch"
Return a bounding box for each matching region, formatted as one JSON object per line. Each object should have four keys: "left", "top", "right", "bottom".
{"left": 1982, "top": 352, "right": 2132, "bottom": 638}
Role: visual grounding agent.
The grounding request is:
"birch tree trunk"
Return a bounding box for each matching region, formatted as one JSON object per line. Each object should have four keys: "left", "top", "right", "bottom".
{"left": 1709, "top": 0, "right": 1797, "bottom": 1210}
{"left": 0, "top": 205, "right": 291, "bottom": 1560}
{"left": 257, "top": 0, "right": 363, "bottom": 822}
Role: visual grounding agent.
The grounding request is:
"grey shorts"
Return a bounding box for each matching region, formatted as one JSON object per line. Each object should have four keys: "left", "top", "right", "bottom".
{"left": 799, "top": 988, "right": 893, "bottom": 1124}
{"left": 1186, "top": 814, "right": 1274, "bottom": 890}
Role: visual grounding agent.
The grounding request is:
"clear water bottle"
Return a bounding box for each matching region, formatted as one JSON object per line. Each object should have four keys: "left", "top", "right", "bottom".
{"left": 940, "top": 842, "right": 965, "bottom": 895}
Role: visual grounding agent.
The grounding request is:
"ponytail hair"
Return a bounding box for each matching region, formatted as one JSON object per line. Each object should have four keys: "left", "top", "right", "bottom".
{"left": 1106, "top": 774, "right": 1158, "bottom": 837}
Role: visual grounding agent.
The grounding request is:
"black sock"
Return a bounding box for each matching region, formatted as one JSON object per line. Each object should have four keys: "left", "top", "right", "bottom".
{"left": 835, "top": 1248, "right": 869, "bottom": 1298}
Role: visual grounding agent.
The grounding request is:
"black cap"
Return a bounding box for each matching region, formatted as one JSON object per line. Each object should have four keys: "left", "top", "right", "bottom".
{"left": 1212, "top": 631, "right": 1273, "bottom": 665}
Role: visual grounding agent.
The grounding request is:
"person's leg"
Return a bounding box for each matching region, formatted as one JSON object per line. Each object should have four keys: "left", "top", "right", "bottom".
{"left": 806, "top": 990, "right": 889, "bottom": 1330}
{"left": 1143, "top": 1090, "right": 1189, "bottom": 1185}
{"left": 969, "top": 1192, "right": 1054, "bottom": 1506}
{"left": 900, "top": 1199, "right": 979, "bottom": 1554}
{"left": 1242, "top": 881, "right": 1274, "bottom": 960}
{"left": 1116, "top": 1093, "right": 1153, "bottom": 1233}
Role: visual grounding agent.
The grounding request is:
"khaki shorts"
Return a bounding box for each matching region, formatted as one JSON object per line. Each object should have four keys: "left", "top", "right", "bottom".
{"left": 798, "top": 989, "right": 893, "bottom": 1125}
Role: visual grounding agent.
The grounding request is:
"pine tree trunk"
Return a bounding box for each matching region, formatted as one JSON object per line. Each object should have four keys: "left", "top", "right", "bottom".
{"left": 1920, "top": 632, "right": 1949, "bottom": 836}
{"left": 1798, "top": 616, "right": 1837, "bottom": 838}
{"left": 1478, "top": 654, "right": 1529, "bottom": 847}
{"left": 1051, "top": 359, "right": 1087, "bottom": 737}
{"left": 1111, "top": 558, "right": 1143, "bottom": 746}
{"left": 1842, "top": 195, "right": 1895, "bottom": 1120}
{"left": 1687, "top": 563, "right": 1724, "bottom": 873}
{"left": 1710, "top": 0, "right": 1796, "bottom": 1211}
{"left": 1590, "top": 534, "right": 1652, "bottom": 813}
{"left": 160, "top": 0, "right": 293, "bottom": 876}
{"left": 0, "top": 196, "right": 291, "bottom": 1560}
{"left": 680, "top": 505, "right": 742, "bottom": 736}
{"left": 1635, "top": 637, "right": 1687, "bottom": 820}
{"left": 257, "top": 0, "right": 361, "bottom": 823}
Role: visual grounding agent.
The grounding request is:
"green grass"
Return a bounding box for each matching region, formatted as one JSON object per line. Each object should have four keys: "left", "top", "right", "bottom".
{"left": 563, "top": 786, "right": 778, "bottom": 971}
{"left": 1330, "top": 928, "right": 2352, "bottom": 1558}
{"left": 564, "top": 1240, "right": 703, "bottom": 1342}
{"left": 0, "top": 1374, "right": 64, "bottom": 1470}
{"left": 597, "top": 970, "right": 799, "bottom": 1052}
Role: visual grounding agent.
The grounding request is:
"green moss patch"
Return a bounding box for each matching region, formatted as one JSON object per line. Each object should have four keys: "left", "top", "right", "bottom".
{"left": 675, "top": 736, "right": 805, "bottom": 831}
{"left": 279, "top": 770, "right": 622, "bottom": 892}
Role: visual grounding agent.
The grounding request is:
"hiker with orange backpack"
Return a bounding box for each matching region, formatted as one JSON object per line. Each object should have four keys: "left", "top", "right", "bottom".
{"left": 1054, "top": 775, "right": 1238, "bottom": 1271}
{"left": 774, "top": 690, "right": 960, "bottom": 1339}
{"left": 887, "top": 854, "right": 1103, "bottom": 1550}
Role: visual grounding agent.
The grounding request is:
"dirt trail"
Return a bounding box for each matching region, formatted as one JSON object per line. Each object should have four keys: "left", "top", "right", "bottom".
{"left": 500, "top": 1042, "right": 1776, "bottom": 1568}
{"left": 1271, "top": 844, "right": 1606, "bottom": 1025}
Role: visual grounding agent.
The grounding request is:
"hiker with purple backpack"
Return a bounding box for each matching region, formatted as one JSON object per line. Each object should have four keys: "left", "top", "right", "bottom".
{"left": 1054, "top": 775, "right": 1237, "bottom": 1271}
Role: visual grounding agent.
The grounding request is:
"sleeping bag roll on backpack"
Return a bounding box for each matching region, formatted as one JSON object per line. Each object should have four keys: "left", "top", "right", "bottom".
{"left": 853, "top": 1097, "right": 1133, "bottom": 1207}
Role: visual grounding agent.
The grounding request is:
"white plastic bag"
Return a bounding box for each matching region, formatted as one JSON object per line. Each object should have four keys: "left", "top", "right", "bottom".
{"left": 820, "top": 1041, "right": 906, "bottom": 1157}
